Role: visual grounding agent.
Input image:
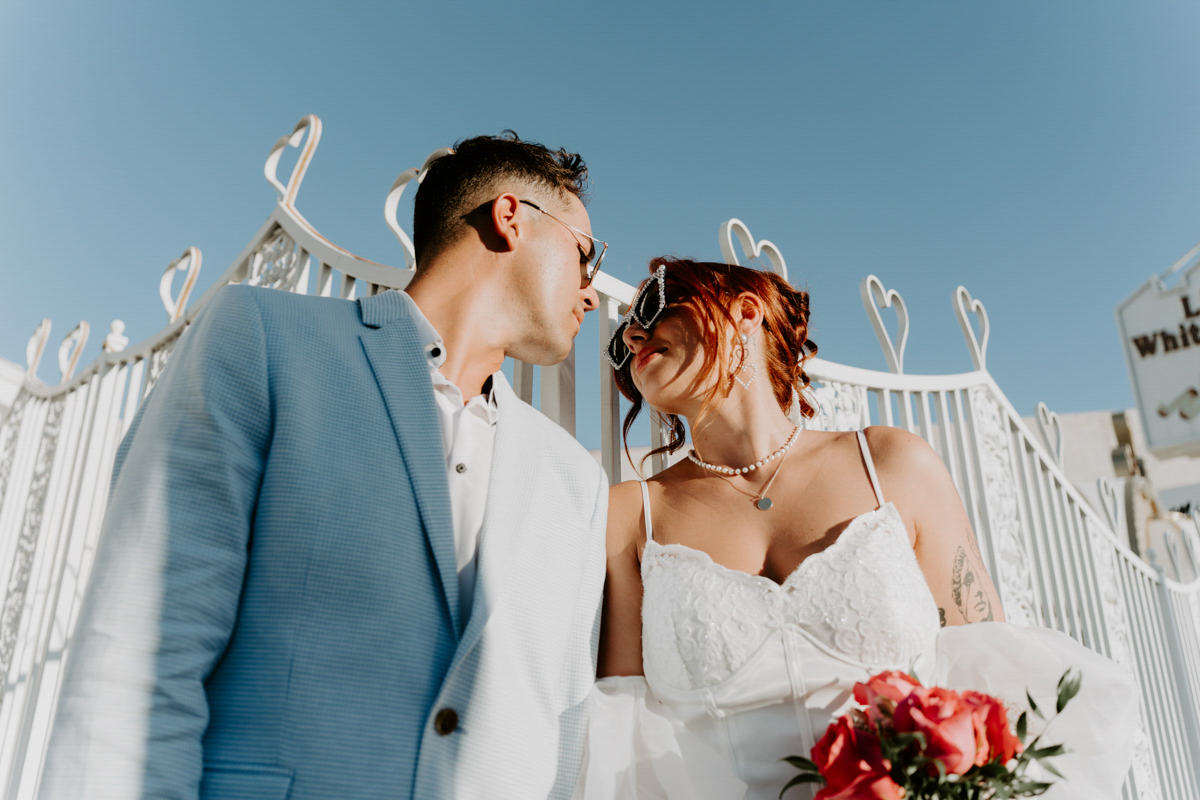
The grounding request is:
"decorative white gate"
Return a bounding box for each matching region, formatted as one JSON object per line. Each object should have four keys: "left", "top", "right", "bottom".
{"left": 0, "top": 116, "right": 1196, "bottom": 799}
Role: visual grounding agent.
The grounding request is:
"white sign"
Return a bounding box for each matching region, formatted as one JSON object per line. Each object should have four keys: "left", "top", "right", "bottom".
{"left": 1118, "top": 257, "right": 1200, "bottom": 458}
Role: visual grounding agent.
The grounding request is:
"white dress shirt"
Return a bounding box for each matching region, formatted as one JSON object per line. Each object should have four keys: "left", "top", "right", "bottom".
{"left": 398, "top": 291, "right": 499, "bottom": 624}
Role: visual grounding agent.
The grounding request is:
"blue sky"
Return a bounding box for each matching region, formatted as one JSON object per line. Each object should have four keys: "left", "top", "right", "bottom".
{"left": 3, "top": 1, "right": 1200, "bottom": 449}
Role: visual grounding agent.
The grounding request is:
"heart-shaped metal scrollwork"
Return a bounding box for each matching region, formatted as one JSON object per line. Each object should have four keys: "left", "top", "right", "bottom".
{"left": 1097, "top": 477, "right": 1124, "bottom": 534}
{"left": 1036, "top": 401, "right": 1065, "bottom": 468}
{"left": 265, "top": 114, "right": 322, "bottom": 208}
{"left": 385, "top": 147, "right": 457, "bottom": 269}
{"left": 860, "top": 275, "right": 909, "bottom": 374}
{"left": 25, "top": 319, "right": 51, "bottom": 380}
{"left": 58, "top": 321, "right": 89, "bottom": 383}
{"left": 954, "top": 286, "right": 990, "bottom": 371}
{"left": 161, "top": 247, "right": 202, "bottom": 323}
{"left": 719, "top": 218, "right": 787, "bottom": 280}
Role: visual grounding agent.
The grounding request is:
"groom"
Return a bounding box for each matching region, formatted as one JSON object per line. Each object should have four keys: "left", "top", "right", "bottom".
{"left": 43, "top": 134, "right": 608, "bottom": 799}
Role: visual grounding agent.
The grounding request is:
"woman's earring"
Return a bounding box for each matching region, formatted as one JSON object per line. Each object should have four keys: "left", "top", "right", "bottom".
{"left": 731, "top": 333, "right": 756, "bottom": 389}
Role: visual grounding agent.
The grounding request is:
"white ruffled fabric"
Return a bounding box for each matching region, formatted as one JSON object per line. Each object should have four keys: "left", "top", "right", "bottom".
{"left": 575, "top": 624, "right": 1138, "bottom": 800}
{"left": 571, "top": 676, "right": 747, "bottom": 799}
{"left": 925, "top": 623, "right": 1138, "bottom": 800}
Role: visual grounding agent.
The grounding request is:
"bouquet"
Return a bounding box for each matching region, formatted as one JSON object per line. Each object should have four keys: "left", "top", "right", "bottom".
{"left": 782, "top": 669, "right": 1081, "bottom": 799}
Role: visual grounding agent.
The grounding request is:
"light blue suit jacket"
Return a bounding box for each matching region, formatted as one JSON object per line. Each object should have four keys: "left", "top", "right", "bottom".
{"left": 42, "top": 285, "right": 609, "bottom": 799}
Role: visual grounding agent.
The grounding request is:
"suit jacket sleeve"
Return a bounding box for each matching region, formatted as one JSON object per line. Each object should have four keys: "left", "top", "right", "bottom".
{"left": 41, "top": 285, "right": 271, "bottom": 800}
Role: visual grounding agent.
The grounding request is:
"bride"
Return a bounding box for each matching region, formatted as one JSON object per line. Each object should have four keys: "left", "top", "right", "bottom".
{"left": 576, "top": 257, "right": 1137, "bottom": 800}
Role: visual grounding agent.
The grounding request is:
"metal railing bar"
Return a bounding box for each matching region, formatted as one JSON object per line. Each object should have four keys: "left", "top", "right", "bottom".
{"left": 1024, "top": 444, "right": 1065, "bottom": 631}
{"left": 935, "top": 391, "right": 960, "bottom": 489}
{"left": 1045, "top": 475, "right": 1087, "bottom": 643}
{"left": 954, "top": 390, "right": 985, "bottom": 561}
{"left": 1134, "top": 569, "right": 1191, "bottom": 799}
{"left": 1149, "top": 562, "right": 1200, "bottom": 793}
{"left": 1076, "top": 514, "right": 1115, "bottom": 659}
{"left": 1060, "top": 499, "right": 1100, "bottom": 650}
{"left": 6, "top": 367, "right": 107, "bottom": 798}
{"left": 1010, "top": 431, "right": 1053, "bottom": 627}
{"left": 1119, "top": 562, "right": 1178, "bottom": 799}
{"left": 597, "top": 296, "right": 623, "bottom": 485}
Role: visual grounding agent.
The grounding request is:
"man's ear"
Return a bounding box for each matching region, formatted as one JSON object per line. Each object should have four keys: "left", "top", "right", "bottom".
{"left": 491, "top": 193, "right": 522, "bottom": 253}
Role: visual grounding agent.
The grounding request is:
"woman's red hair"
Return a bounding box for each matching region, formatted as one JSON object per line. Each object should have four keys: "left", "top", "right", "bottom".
{"left": 613, "top": 257, "right": 818, "bottom": 467}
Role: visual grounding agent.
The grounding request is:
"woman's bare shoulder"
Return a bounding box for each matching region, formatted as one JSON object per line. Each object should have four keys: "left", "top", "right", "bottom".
{"left": 861, "top": 425, "right": 961, "bottom": 523}
{"left": 861, "top": 425, "right": 943, "bottom": 474}
{"left": 606, "top": 480, "right": 647, "bottom": 553}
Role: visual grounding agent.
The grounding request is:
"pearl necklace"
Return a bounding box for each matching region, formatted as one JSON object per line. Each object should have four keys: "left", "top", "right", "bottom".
{"left": 687, "top": 426, "right": 800, "bottom": 475}
{"left": 688, "top": 426, "right": 801, "bottom": 511}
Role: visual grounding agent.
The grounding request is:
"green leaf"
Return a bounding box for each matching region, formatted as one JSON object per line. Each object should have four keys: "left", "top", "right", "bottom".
{"left": 782, "top": 756, "right": 819, "bottom": 771}
{"left": 1030, "top": 744, "right": 1067, "bottom": 759}
{"left": 1026, "top": 690, "right": 1044, "bottom": 720}
{"left": 1056, "top": 669, "right": 1083, "bottom": 714}
{"left": 1010, "top": 779, "right": 1053, "bottom": 794}
{"left": 1041, "top": 760, "right": 1065, "bottom": 780}
{"left": 779, "top": 774, "right": 824, "bottom": 798}
{"left": 1016, "top": 711, "right": 1027, "bottom": 743}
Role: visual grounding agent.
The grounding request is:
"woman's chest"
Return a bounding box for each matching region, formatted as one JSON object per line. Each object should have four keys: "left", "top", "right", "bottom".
{"left": 640, "top": 505, "right": 941, "bottom": 691}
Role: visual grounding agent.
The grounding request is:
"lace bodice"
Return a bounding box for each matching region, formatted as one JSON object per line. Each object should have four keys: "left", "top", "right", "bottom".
{"left": 639, "top": 431, "right": 941, "bottom": 699}
{"left": 642, "top": 502, "right": 941, "bottom": 691}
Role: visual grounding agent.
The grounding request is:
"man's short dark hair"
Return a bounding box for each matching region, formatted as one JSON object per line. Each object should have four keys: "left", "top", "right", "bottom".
{"left": 412, "top": 131, "right": 589, "bottom": 266}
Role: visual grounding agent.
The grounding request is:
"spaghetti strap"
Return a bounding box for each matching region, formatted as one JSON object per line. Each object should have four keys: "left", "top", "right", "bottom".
{"left": 856, "top": 430, "right": 886, "bottom": 508}
{"left": 640, "top": 480, "right": 655, "bottom": 543}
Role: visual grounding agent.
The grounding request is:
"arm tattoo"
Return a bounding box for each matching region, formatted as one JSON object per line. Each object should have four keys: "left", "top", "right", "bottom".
{"left": 938, "top": 607, "right": 947, "bottom": 628}
{"left": 951, "top": 546, "right": 994, "bottom": 623}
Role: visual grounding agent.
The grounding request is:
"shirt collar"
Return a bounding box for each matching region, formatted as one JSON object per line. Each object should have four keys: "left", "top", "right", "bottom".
{"left": 397, "top": 290, "right": 499, "bottom": 422}
{"left": 397, "top": 290, "right": 447, "bottom": 368}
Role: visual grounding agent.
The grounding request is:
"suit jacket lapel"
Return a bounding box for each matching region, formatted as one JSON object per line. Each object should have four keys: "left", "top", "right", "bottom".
{"left": 358, "top": 293, "right": 461, "bottom": 636}
{"left": 452, "top": 373, "right": 541, "bottom": 664}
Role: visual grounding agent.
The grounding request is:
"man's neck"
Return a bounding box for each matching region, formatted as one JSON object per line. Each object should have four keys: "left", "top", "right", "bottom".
{"left": 404, "top": 269, "right": 507, "bottom": 401}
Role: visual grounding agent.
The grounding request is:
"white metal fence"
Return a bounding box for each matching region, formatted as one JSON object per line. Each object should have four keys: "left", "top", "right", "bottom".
{"left": 0, "top": 116, "right": 1195, "bottom": 799}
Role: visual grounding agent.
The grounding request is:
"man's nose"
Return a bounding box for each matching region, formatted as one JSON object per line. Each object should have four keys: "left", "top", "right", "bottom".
{"left": 581, "top": 283, "right": 599, "bottom": 311}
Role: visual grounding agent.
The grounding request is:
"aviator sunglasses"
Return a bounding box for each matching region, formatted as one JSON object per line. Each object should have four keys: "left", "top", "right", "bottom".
{"left": 518, "top": 199, "right": 607, "bottom": 288}
{"left": 605, "top": 264, "right": 669, "bottom": 369}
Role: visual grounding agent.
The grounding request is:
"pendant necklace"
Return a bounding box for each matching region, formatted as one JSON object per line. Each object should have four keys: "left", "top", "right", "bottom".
{"left": 688, "top": 426, "right": 800, "bottom": 511}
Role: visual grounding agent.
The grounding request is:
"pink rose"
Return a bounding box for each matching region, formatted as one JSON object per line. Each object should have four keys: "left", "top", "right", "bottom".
{"left": 810, "top": 716, "right": 903, "bottom": 800}
{"left": 853, "top": 671, "right": 922, "bottom": 728}
{"left": 893, "top": 686, "right": 981, "bottom": 775}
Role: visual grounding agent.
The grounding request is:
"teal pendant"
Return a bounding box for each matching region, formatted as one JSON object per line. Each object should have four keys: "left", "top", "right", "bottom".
{"left": 756, "top": 497, "right": 773, "bottom": 511}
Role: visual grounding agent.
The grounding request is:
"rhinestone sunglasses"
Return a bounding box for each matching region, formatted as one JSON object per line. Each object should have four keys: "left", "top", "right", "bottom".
{"left": 606, "top": 264, "right": 668, "bottom": 369}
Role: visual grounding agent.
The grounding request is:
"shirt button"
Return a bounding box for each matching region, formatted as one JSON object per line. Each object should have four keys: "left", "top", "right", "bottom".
{"left": 434, "top": 707, "right": 458, "bottom": 735}
{"left": 429, "top": 346, "right": 442, "bottom": 359}
{"left": 455, "top": 463, "right": 467, "bottom": 474}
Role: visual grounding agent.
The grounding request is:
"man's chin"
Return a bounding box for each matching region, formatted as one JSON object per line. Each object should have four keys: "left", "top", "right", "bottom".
{"left": 512, "top": 340, "right": 574, "bottom": 368}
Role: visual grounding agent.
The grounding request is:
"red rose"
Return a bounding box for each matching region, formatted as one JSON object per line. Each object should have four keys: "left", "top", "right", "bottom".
{"left": 893, "top": 686, "right": 980, "bottom": 775}
{"left": 963, "top": 691, "right": 1023, "bottom": 765}
{"left": 810, "top": 716, "right": 903, "bottom": 800}
{"left": 853, "top": 671, "right": 922, "bottom": 728}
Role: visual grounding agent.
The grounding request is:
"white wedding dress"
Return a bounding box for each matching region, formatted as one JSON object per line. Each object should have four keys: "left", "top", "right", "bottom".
{"left": 575, "top": 432, "right": 1138, "bottom": 800}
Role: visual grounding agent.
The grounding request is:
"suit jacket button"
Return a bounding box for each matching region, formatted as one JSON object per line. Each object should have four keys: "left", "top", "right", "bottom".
{"left": 434, "top": 707, "right": 458, "bottom": 735}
